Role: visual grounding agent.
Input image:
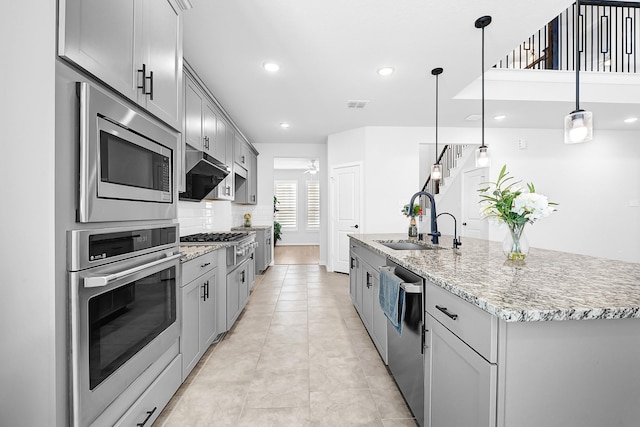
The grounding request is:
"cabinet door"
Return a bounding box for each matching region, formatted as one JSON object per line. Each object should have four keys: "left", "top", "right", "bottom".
{"left": 248, "top": 150, "right": 258, "bottom": 204}
{"left": 205, "top": 102, "right": 226, "bottom": 161}
{"left": 361, "top": 264, "right": 375, "bottom": 330}
{"left": 199, "top": 271, "right": 217, "bottom": 351}
{"left": 248, "top": 253, "right": 256, "bottom": 290}
{"left": 426, "top": 314, "right": 497, "bottom": 427}
{"left": 226, "top": 269, "right": 240, "bottom": 329}
{"left": 59, "top": 0, "right": 138, "bottom": 100}
{"left": 234, "top": 134, "right": 247, "bottom": 167}
{"left": 349, "top": 252, "right": 360, "bottom": 310}
{"left": 184, "top": 75, "right": 204, "bottom": 150}
{"left": 181, "top": 279, "right": 201, "bottom": 380}
{"left": 239, "top": 265, "right": 249, "bottom": 308}
{"left": 138, "top": 0, "right": 182, "bottom": 128}
{"left": 202, "top": 101, "right": 217, "bottom": 156}
{"left": 214, "top": 119, "right": 233, "bottom": 200}
{"left": 264, "top": 232, "right": 272, "bottom": 271}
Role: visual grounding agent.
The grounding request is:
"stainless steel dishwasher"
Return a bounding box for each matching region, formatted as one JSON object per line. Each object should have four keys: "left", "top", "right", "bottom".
{"left": 383, "top": 260, "right": 425, "bottom": 427}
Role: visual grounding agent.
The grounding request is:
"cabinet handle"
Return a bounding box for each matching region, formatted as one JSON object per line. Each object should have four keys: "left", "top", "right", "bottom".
{"left": 241, "top": 155, "right": 245, "bottom": 163}
{"left": 201, "top": 282, "right": 206, "bottom": 300}
{"left": 435, "top": 305, "right": 458, "bottom": 320}
{"left": 241, "top": 271, "right": 245, "bottom": 283}
{"left": 366, "top": 272, "right": 372, "bottom": 288}
{"left": 203, "top": 136, "right": 209, "bottom": 150}
{"left": 201, "top": 262, "right": 210, "bottom": 268}
{"left": 137, "top": 64, "right": 147, "bottom": 94}
{"left": 205, "top": 280, "right": 210, "bottom": 299}
{"left": 147, "top": 70, "right": 154, "bottom": 100}
{"left": 226, "top": 186, "right": 231, "bottom": 196}
{"left": 136, "top": 407, "right": 157, "bottom": 426}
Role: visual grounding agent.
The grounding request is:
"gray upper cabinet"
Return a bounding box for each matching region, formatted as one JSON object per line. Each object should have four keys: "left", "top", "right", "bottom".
{"left": 59, "top": 0, "right": 183, "bottom": 130}
{"left": 234, "top": 136, "right": 258, "bottom": 205}
{"left": 184, "top": 74, "right": 205, "bottom": 151}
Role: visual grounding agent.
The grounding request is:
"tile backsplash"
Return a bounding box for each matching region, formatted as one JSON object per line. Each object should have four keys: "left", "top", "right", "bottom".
{"left": 178, "top": 200, "right": 273, "bottom": 237}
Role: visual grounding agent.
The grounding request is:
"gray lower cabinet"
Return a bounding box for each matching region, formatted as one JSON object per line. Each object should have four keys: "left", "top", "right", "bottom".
{"left": 180, "top": 249, "right": 225, "bottom": 381}
{"left": 226, "top": 260, "right": 252, "bottom": 329}
{"left": 425, "top": 314, "right": 497, "bottom": 427}
{"left": 348, "top": 239, "right": 387, "bottom": 362}
{"left": 424, "top": 280, "right": 498, "bottom": 427}
{"left": 256, "top": 227, "right": 272, "bottom": 273}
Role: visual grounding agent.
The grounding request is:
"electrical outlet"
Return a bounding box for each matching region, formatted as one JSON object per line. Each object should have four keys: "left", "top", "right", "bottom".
{"left": 518, "top": 139, "right": 527, "bottom": 149}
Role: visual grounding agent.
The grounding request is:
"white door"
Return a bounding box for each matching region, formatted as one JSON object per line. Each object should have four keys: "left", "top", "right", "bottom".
{"left": 331, "top": 163, "right": 361, "bottom": 273}
{"left": 462, "top": 168, "right": 489, "bottom": 240}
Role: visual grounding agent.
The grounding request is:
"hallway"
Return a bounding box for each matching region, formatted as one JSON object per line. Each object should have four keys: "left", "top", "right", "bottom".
{"left": 155, "top": 265, "right": 415, "bottom": 426}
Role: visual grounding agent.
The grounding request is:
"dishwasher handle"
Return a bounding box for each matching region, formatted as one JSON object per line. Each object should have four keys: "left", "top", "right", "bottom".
{"left": 380, "top": 266, "right": 423, "bottom": 294}
{"left": 400, "top": 282, "right": 423, "bottom": 294}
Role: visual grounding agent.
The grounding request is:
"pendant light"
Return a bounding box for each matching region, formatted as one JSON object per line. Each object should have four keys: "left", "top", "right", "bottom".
{"left": 564, "top": 0, "right": 593, "bottom": 143}
{"left": 475, "top": 15, "right": 492, "bottom": 168}
{"left": 430, "top": 67, "right": 443, "bottom": 181}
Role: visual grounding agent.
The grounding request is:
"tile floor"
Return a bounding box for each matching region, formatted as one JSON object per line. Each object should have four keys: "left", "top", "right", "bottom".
{"left": 155, "top": 265, "right": 416, "bottom": 426}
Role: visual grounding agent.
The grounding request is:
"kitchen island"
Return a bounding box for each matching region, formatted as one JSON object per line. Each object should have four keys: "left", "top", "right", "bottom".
{"left": 349, "top": 233, "right": 640, "bottom": 427}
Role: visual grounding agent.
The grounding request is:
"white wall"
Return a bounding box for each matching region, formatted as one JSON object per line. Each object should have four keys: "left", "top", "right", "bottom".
{"left": 0, "top": 2, "right": 58, "bottom": 426}
{"left": 434, "top": 128, "right": 640, "bottom": 263}
{"left": 253, "top": 142, "right": 328, "bottom": 265}
{"left": 274, "top": 169, "right": 321, "bottom": 245}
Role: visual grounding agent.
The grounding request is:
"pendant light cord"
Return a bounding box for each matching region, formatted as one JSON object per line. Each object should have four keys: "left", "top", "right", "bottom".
{"left": 576, "top": 0, "right": 581, "bottom": 111}
{"left": 435, "top": 72, "right": 439, "bottom": 162}
{"left": 481, "top": 23, "right": 485, "bottom": 149}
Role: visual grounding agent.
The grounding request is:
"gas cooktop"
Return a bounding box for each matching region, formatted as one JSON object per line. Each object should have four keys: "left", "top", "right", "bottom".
{"left": 180, "top": 232, "right": 249, "bottom": 243}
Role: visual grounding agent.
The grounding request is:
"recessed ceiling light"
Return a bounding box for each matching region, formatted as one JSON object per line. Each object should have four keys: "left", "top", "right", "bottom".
{"left": 624, "top": 117, "right": 638, "bottom": 123}
{"left": 494, "top": 114, "right": 506, "bottom": 120}
{"left": 465, "top": 114, "right": 481, "bottom": 121}
{"left": 377, "top": 67, "right": 394, "bottom": 76}
{"left": 263, "top": 62, "right": 280, "bottom": 72}
{"left": 280, "top": 122, "right": 290, "bottom": 129}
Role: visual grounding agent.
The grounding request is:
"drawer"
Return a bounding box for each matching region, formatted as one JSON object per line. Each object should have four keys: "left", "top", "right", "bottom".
{"left": 426, "top": 282, "right": 498, "bottom": 363}
{"left": 182, "top": 250, "right": 218, "bottom": 285}
{"left": 114, "top": 355, "right": 182, "bottom": 427}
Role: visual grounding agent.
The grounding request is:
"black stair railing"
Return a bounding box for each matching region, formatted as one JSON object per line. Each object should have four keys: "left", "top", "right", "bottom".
{"left": 422, "top": 144, "right": 467, "bottom": 195}
{"left": 496, "top": 0, "right": 640, "bottom": 73}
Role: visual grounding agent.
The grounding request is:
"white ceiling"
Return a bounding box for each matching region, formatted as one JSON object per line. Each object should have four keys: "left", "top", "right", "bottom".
{"left": 183, "top": 0, "right": 639, "bottom": 146}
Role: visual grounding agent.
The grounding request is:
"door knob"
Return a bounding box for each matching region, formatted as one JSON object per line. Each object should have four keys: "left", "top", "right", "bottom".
{"left": 462, "top": 222, "right": 467, "bottom": 226}
{"left": 353, "top": 225, "right": 359, "bottom": 229}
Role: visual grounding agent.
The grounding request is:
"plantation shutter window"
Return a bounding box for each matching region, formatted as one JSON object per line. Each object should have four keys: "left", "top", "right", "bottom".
{"left": 306, "top": 180, "right": 320, "bottom": 229}
{"left": 275, "top": 180, "right": 297, "bottom": 229}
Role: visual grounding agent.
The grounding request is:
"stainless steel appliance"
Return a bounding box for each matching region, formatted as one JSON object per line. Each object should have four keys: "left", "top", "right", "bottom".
{"left": 68, "top": 224, "right": 181, "bottom": 426}
{"left": 179, "top": 149, "right": 230, "bottom": 202}
{"left": 180, "top": 232, "right": 257, "bottom": 268}
{"left": 78, "top": 82, "right": 178, "bottom": 223}
{"left": 383, "top": 260, "right": 426, "bottom": 427}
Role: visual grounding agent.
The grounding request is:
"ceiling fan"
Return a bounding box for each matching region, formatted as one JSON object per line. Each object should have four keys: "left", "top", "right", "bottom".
{"left": 303, "top": 160, "right": 318, "bottom": 175}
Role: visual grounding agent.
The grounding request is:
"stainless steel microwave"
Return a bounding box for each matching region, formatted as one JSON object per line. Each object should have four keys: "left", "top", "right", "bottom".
{"left": 78, "top": 82, "right": 178, "bottom": 223}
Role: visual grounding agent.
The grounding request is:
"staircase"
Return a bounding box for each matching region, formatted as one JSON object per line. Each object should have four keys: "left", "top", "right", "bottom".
{"left": 422, "top": 144, "right": 470, "bottom": 197}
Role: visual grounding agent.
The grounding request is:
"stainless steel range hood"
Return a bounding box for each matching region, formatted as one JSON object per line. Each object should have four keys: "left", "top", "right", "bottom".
{"left": 179, "top": 150, "right": 230, "bottom": 202}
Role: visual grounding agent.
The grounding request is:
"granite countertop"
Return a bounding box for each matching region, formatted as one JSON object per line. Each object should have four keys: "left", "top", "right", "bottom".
{"left": 350, "top": 233, "right": 640, "bottom": 322}
{"left": 231, "top": 225, "right": 272, "bottom": 231}
{"left": 179, "top": 243, "right": 231, "bottom": 263}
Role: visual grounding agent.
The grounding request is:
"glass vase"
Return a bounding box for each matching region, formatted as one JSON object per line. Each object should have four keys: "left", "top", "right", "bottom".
{"left": 503, "top": 223, "right": 529, "bottom": 260}
{"left": 408, "top": 216, "right": 418, "bottom": 238}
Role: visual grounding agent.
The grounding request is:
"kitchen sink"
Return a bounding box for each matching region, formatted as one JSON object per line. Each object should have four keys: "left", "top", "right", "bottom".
{"left": 376, "top": 241, "right": 436, "bottom": 250}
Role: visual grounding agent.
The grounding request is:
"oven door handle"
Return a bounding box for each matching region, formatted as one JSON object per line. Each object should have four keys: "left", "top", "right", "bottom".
{"left": 84, "top": 253, "right": 182, "bottom": 288}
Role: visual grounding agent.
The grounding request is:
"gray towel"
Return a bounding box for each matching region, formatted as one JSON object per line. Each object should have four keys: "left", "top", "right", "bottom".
{"left": 379, "top": 268, "right": 405, "bottom": 335}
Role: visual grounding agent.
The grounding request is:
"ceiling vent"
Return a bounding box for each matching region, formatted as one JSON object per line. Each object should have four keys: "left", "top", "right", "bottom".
{"left": 347, "top": 100, "right": 369, "bottom": 109}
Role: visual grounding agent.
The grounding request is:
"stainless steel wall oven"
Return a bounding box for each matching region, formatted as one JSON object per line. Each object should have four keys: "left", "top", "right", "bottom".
{"left": 68, "top": 224, "right": 181, "bottom": 426}
{"left": 78, "top": 82, "right": 178, "bottom": 223}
